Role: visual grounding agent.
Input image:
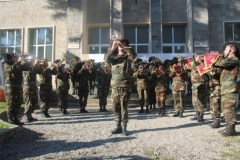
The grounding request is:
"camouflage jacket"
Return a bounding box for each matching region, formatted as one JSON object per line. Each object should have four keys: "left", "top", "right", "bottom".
{"left": 214, "top": 56, "right": 240, "bottom": 95}
{"left": 169, "top": 68, "right": 185, "bottom": 91}
{"left": 148, "top": 72, "right": 167, "bottom": 92}
{"left": 4, "top": 61, "right": 31, "bottom": 88}
{"left": 190, "top": 64, "right": 206, "bottom": 90}
{"left": 23, "top": 64, "right": 42, "bottom": 91}
{"left": 56, "top": 71, "right": 70, "bottom": 90}
{"left": 96, "top": 68, "right": 111, "bottom": 86}
{"left": 104, "top": 48, "right": 137, "bottom": 88}
{"left": 39, "top": 67, "right": 58, "bottom": 88}
{"left": 133, "top": 70, "right": 150, "bottom": 90}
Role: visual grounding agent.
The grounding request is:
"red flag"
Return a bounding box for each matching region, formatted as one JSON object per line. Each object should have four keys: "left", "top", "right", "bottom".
{"left": 197, "top": 65, "right": 211, "bottom": 76}
{"left": 185, "top": 58, "right": 193, "bottom": 70}
{"left": 173, "top": 64, "right": 183, "bottom": 75}
{"left": 204, "top": 53, "right": 220, "bottom": 69}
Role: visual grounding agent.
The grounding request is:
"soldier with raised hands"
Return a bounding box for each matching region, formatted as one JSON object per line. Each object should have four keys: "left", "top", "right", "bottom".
{"left": 105, "top": 38, "right": 137, "bottom": 136}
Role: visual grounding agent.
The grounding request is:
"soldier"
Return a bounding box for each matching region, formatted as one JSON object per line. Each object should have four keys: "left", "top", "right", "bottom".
{"left": 22, "top": 55, "right": 42, "bottom": 122}
{"left": 3, "top": 53, "right": 34, "bottom": 125}
{"left": 56, "top": 64, "right": 71, "bottom": 115}
{"left": 190, "top": 53, "right": 207, "bottom": 122}
{"left": 133, "top": 62, "right": 150, "bottom": 113}
{"left": 69, "top": 56, "right": 80, "bottom": 95}
{"left": 148, "top": 63, "right": 167, "bottom": 115}
{"left": 88, "top": 59, "right": 96, "bottom": 95}
{"left": 169, "top": 59, "right": 186, "bottom": 118}
{"left": 96, "top": 62, "right": 112, "bottom": 112}
{"left": 105, "top": 38, "right": 137, "bottom": 136}
{"left": 39, "top": 60, "right": 58, "bottom": 118}
{"left": 73, "top": 60, "right": 92, "bottom": 113}
{"left": 214, "top": 43, "right": 240, "bottom": 136}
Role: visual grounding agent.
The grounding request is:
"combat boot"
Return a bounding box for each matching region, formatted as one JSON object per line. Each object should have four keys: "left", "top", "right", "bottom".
{"left": 62, "top": 109, "right": 69, "bottom": 115}
{"left": 190, "top": 112, "right": 199, "bottom": 121}
{"left": 102, "top": 105, "right": 108, "bottom": 112}
{"left": 210, "top": 118, "right": 220, "bottom": 128}
{"left": 13, "top": 114, "right": 24, "bottom": 125}
{"left": 153, "top": 105, "right": 156, "bottom": 109}
{"left": 42, "top": 110, "right": 50, "bottom": 118}
{"left": 161, "top": 108, "right": 165, "bottom": 115}
{"left": 99, "top": 105, "right": 103, "bottom": 112}
{"left": 122, "top": 123, "right": 128, "bottom": 136}
{"left": 157, "top": 108, "right": 162, "bottom": 115}
{"left": 79, "top": 105, "right": 84, "bottom": 113}
{"left": 221, "top": 123, "right": 236, "bottom": 137}
{"left": 145, "top": 105, "right": 150, "bottom": 114}
{"left": 172, "top": 111, "right": 180, "bottom": 117}
{"left": 7, "top": 114, "right": 15, "bottom": 124}
{"left": 138, "top": 105, "right": 144, "bottom": 113}
{"left": 218, "top": 124, "right": 229, "bottom": 134}
{"left": 83, "top": 106, "right": 89, "bottom": 113}
{"left": 179, "top": 112, "right": 183, "bottom": 118}
{"left": 25, "top": 113, "right": 30, "bottom": 123}
{"left": 111, "top": 122, "right": 122, "bottom": 134}
{"left": 29, "top": 114, "right": 38, "bottom": 121}
{"left": 197, "top": 112, "right": 204, "bottom": 122}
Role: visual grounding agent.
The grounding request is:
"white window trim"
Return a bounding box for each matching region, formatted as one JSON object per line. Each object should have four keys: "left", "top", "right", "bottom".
{"left": 0, "top": 27, "right": 24, "bottom": 55}
{"left": 26, "top": 26, "right": 55, "bottom": 62}
{"left": 223, "top": 21, "right": 240, "bottom": 43}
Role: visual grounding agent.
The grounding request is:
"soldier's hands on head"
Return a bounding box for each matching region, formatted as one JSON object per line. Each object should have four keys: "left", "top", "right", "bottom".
{"left": 111, "top": 41, "right": 118, "bottom": 51}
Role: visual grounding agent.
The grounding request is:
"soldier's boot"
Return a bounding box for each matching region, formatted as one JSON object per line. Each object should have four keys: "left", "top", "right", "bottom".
{"left": 42, "top": 110, "right": 50, "bottom": 118}
{"left": 221, "top": 123, "right": 236, "bottom": 137}
{"left": 62, "top": 109, "right": 69, "bottom": 115}
{"left": 210, "top": 118, "right": 220, "bottom": 128}
{"left": 197, "top": 112, "right": 204, "bottom": 122}
{"left": 145, "top": 105, "right": 150, "bottom": 114}
{"left": 122, "top": 123, "right": 128, "bottom": 136}
{"left": 172, "top": 111, "right": 180, "bottom": 117}
{"left": 25, "top": 113, "right": 30, "bottom": 123}
{"left": 153, "top": 105, "right": 156, "bottom": 109}
{"left": 83, "top": 106, "right": 89, "bottom": 113}
{"left": 29, "top": 114, "right": 38, "bottom": 121}
{"left": 157, "top": 108, "right": 162, "bottom": 115}
{"left": 218, "top": 124, "right": 229, "bottom": 134}
{"left": 7, "top": 114, "right": 15, "bottom": 124}
{"left": 205, "top": 105, "right": 210, "bottom": 112}
{"left": 161, "top": 108, "right": 165, "bottom": 115}
{"left": 190, "top": 112, "right": 199, "bottom": 121}
{"left": 149, "top": 105, "right": 152, "bottom": 109}
{"left": 179, "top": 112, "right": 183, "bottom": 118}
{"left": 111, "top": 122, "right": 122, "bottom": 134}
{"left": 99, "top": 105, "right": 103, "bottom": 112}
{"left": 102, "top": 105, "right": 108, "bottom": 112}
{"left": 79, "top": 105, "right": 84, "bottom": 113}
{"left": 138, "top": 105, "right": 144, "bottom": 113}
{"left": 13, "top": 114, "right": 24, "bottom": 125}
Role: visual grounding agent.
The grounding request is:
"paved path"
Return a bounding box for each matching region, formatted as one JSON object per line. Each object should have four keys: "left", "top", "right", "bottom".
{"left": 0, "top": 94, "right": 240, "bottom": 160}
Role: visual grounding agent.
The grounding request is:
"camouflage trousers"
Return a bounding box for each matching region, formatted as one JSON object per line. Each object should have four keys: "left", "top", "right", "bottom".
{"left": 209, "top": 88, "right": 221, "bottom": 119}
{"left": 40, "top": 85, "right": 52, "bottom": 112}
{"left": 78, "top": 84, "right": 89, "bottom": 107}
{"left": 148, "top": 86, "right": 156, "bottom": 106}
{"left": 192, "top": 89, "right": 205, "bottom": 112}
{"left": 172, "top": 90, "right": 185, "bottom": 112}
{"left": 156, "top": 91, "right": 166, "bottom": 109}
{"left": 137, "top": 87, "right": 149, "bottom": 107}
{"left": 5, "top": 86, "right": 23, "bottom": 115}
{"left": 23, "top": 89, "right": 37, "bottom": 114}
{"left": 57, "top": 86, "right": 69, "bottom": 110}
{"left": 98, "top": 84, "right": 110, "bottom": 106}
{"left": 111, "top": 87, "right": 131, "bottom": 124}
{"left": 221, "top": 93, "right": 237, "bottom": 124}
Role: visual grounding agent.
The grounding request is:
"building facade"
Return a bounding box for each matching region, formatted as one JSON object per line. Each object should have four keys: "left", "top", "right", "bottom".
{"left": 0, "top": 0, "right": 240, "bottom": 63}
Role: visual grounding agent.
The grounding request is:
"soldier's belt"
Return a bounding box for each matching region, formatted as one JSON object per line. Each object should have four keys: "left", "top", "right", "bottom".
{"left": 5, "top": 84, "right": 22, "bottom": 87}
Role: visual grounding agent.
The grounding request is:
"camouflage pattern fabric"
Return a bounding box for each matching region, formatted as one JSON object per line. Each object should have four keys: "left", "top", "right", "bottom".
{"left": 56, "top": 71, "right": 70, "bottom": 110}
{"left": 39, "top": 67, "right": 58, "bottom": 112}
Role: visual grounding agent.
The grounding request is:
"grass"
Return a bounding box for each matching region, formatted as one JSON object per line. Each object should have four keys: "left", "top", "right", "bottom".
{"left": 220, "top": 136, "right": 240, "bottom": 159}
{"left": 0, "top": 101, "right": 7, "bottom": 112}
{"left": 0, "top": 122, "right": 9, "bottom": 130}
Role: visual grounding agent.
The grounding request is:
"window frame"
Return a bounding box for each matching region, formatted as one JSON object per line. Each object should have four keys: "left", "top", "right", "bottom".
{"left": 88, "top": 27, "right": 110, "bottom": 54}
{"left": 224, "top": 21, "right": 240, "bottom": 43}
{"left": 0, "top": 27, "right": 23, "bottom": 56}
{"left": 162, "top": 26, "right": 186, "bottom": 53}
{"left": 27, "top": 26, "right": 55, "bottom": 62}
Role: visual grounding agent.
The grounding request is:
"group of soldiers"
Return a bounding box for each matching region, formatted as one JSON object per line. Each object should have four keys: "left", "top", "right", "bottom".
{"left": 1, "top": 39, "right": 239, "bottom": 137}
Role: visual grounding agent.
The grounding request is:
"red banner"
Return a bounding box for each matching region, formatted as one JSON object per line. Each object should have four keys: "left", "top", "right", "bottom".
{"left": 185, "top": 58, "right": 193, "bottom": 70}
{"left": 197, "top": 65, "right": 211, "bottom": 76}
{"left": 204, "top": 53, "right": 220, "bottom": 69}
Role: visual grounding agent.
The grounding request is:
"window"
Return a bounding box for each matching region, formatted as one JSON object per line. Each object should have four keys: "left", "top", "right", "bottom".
{"left": 29, "top": 27, "right": 53, "bottom": 62}
{"left": 162, "top": 26, "right": 186, "bottom": 53}
{"left": 225, "top": 22, "right": 240, "bottom": 43}
{"left": 88, "top": 27, "right": 110, "bottom": 54}
{"left": 124, "top": 26, "right": 149, "bottom": 53}
{"left": 0, "top": 29, "right": 22, "bottom": 55}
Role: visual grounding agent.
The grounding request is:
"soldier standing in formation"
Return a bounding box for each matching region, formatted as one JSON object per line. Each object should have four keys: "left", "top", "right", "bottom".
{"left": 22, "top": 55, "right": 42, "bottom": 122}
{"left": 73, "top": 61, "right": 92, "bottom": 113}
{"left": 3, "top": 53, "right": 34, "bottom": 125}
{"left": 69, "top": 56, "right": 80, "bottom": 95}
{"left": 169, "top": 59, "right": 186, "bottom": 118}
{"left": 96, "top": 62, "right": 112, "bottom": 112}
{"left": 56, "top": 64, "right": 71, "bottom": 115}
{"left": 133, "top": 62, "right": 150, "bottom": 113}
{"left": 105, "top": 38, "right": 137, "bottom": 136}
{"left": 39, "top": 60, "right": 58, "bottom": 118}
{"left": 88, "top": 59, "right": 96, "bottom": 95}
{"left": 214, "top": 43, "right": 240, "bottom": 136}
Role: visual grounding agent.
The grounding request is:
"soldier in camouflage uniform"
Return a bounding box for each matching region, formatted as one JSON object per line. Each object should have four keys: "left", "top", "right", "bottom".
{"left": 88, "top": 59, "right": 96, "bottom": 95}
{"left": 3, "top": 53, "right": 34, "bottom": 125}
{"left": 214, "top": 43, "right": 240, "bottom": 136}
{"left": 96, "top": 62, "right": 111, "bottom": 112}
{"left": 70, "top": 56, "right": 80, "bottom": 95}
{"left": 105, "top": 39, "right": 137, "bottom": 136}
{"left": 169, "top": 60, "right": 186, "bottom": 118}
{"left": 133, "top": 62, "right": 150, "bottom": 113}
{"left": 190, "top": 54, "right": 207, "bottom": 122}
{"left": 73, "top": 61, "right": 92, "bottom": 113}
{"left": 39, "top": 61, "right": 58, "bottom": 118}
{"left": 56, "top": 64, "right": 71, "bottom": 115}
{"left": 22, "top": 55, "right": 42, "bottom": 122}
